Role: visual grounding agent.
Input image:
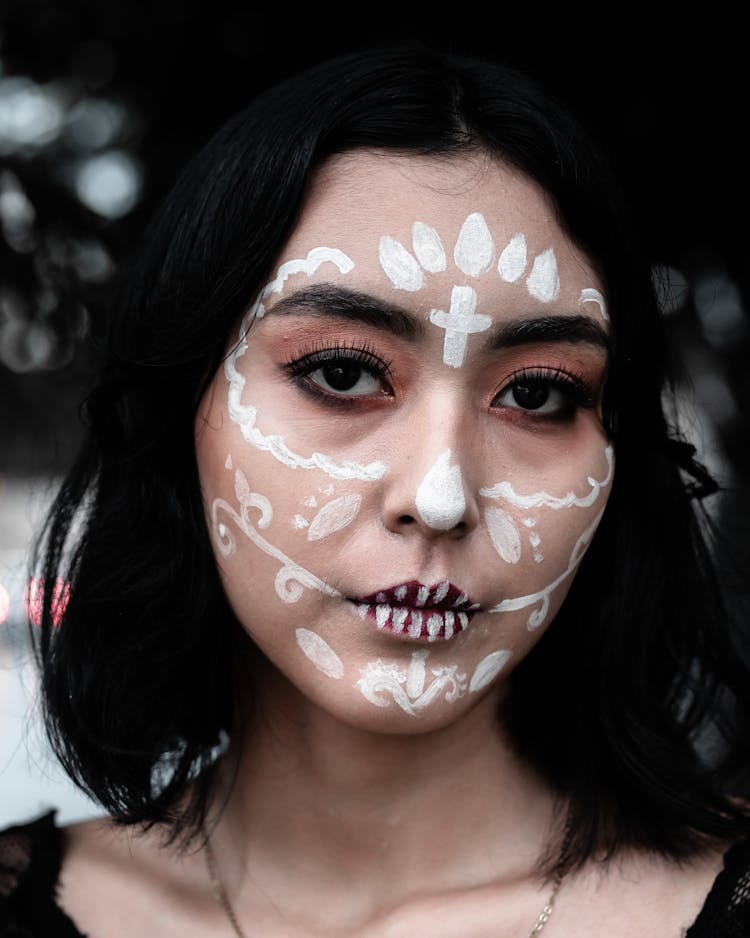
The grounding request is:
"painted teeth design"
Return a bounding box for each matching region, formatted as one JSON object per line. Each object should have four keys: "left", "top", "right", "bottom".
{"left": 394, "top": 585, "right": 408, "bottom": 600}
{"left": 376, "top": 604, "right": 391, "bottom": 629}
{"left": 427, "top": 614, "right": 442, "bottom": 637}
{"left": 376, "top": 591, "right": 387, "bottom": 602}
{"left": 454, "top": 592, "right": 468, "bottom": 607}
{"left": 408, "top": 611, "right": 423, "bottom": 638}
{"left": 458, "top": 612, "right": 469, "bottom": 629}
{"left": 392, "top": 607, "right": 409, "bottom": 633}
{"left": 416, "top": 586, "right": 430, "bottom": 607}
{"left": 444, "top": 616, "right": 454, "bottom": 640}
{"left": 358, "top": 603, "right": 370, "bottom": 620}
{"left": 432, "top": 580, "right": 450, "bottom": 603}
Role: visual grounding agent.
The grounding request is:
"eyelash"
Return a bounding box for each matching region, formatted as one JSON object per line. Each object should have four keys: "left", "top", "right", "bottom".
{"left": 493, "top": 366, "right": 598, "bottom": 421}
{"left": 284, "top": 345, "right": 598, "bottom": 420}
{"left": 284, "top": 341, "right": 393, "bottom": 406}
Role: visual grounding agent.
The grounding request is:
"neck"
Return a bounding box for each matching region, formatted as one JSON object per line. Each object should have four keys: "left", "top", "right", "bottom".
{"left": 205, "top": 664, "right": 561, "bottom": 916}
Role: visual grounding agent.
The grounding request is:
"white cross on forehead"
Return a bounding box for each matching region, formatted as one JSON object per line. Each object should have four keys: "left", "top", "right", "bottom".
{"left": 378, "top": 212, "right": 579, "bottom": 368}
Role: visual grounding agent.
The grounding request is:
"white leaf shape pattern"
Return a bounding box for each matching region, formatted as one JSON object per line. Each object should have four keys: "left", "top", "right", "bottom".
{"left": 485, "top": 507, "right": 522, "bottom": 564}
{"left": 412, "top": 221, "right": 446, "bottom": 272}
{"left": 526, "top": 247, "right": 560, "bottom": 302}
{"left": 307, "top": 493, "right": 361, "bottom": 541}
{"left": 378, "top": 235, "right": 424, "bottom": 291}
{"left": 454, "top": 212, "right": 494, "bottom": 277}
{"left": 497, "top": 233, "right": 527, "bottom": 282}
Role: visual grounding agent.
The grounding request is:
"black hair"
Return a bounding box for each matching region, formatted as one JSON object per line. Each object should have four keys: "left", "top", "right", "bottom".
{"left": 32, "top": 40, "right": 750, "bottom": 868}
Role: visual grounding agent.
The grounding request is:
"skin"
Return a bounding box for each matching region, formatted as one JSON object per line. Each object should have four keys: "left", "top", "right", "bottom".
{"left": 57, "top": 152, "right": 725, "bottom": 937}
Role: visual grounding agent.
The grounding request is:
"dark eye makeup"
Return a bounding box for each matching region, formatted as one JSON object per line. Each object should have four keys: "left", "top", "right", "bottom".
{"left": 283, "top": 343, "right": 601, "bottom": 422}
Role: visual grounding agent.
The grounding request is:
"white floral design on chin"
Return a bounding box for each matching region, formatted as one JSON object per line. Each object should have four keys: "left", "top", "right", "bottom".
{"left": 357, "top": 650, "right": 467, "bottom": 715}
{"left": 378, "top": 214, "right": 566, "bottom": 368}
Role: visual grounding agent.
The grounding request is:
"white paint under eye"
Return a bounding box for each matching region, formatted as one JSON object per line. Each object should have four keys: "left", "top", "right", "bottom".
{"left": 497, "top": 233, "right": 527, "bottom": 283}
{"left": 454, "top": 212, "right": 494, "bottom": 277}
{"left": 224, "top": 454, "right": 233, "bottom": 470}
{"left": 412, "top": 222, "right": 446, "bottom": 272}
{"left": 469, "top": 650, "right": 512, "bottom": 693}
{"left": 225, "top": 251, "right": 387, "bottom": 482}
{"left": 580, "top": 287, "right": 609, "bottom": 321}
{"left": 429, "top": 285, "right": 492, "bottom": 368}
{"left": 415, "top": 450, "right": 466, "bottom": 530}
{"left": 295, "top": 628, "right": 344, "bottom": 679}
{"left": 379, "top": 235, "right": 423, "bottom": 291}
{"left": 306, "top": 493, "right": 361, "bottom": 541}
{"left": 480, "top": 445, "right": 614, "bottom": 509}
{"left": 485, "top": 507, "right": 522, "bottom": 564}
{"left": 526, "top": 248, "right": 560, "bottom": 302}
{"left": 292, "top": 514, "right": 308, "bottom": 530}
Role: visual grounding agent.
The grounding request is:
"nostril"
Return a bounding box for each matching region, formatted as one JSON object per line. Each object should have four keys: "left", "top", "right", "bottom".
{"left": 398, "top": 514, "right": 417, "bottom": 525}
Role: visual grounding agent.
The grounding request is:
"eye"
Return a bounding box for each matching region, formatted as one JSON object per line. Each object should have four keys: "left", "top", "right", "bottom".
{"left": 492, "top": 368, "right": 595, "bottom": 420}
{"left": 308, "top": 358, "right": 382, "bottom": 396}
{"left": 285, "top": 344, "right": 392, "bottom": 402}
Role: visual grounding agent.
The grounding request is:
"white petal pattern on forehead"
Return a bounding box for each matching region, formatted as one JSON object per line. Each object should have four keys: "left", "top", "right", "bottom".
{"left": 485, "top": 507, "right": 522, "bottom": 564}
{"left": 412, "top": 222, "right": 446, "bottom": 273}
{"left": 454, "top": 212, "right": 494, "bottom": 277}
{"left": 379, "top": 235, "right": 424, "bottom": 291}
{"left": 580, "top": 287, "right": 609, "bottom": 321}
{"left": 497, "top": 233, "right": 527, "bottom": 283}
{"left": 526, "top": 247, "right": 560, "bottom": 302}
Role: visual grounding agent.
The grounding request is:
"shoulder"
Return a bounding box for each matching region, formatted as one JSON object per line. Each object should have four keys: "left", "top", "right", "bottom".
{"left": 685, "top": 837, "right": 750, "bottom": 936}
{"left": 0, "top": 809, "right": 84, "bottom": 936}
{"left": 551, "top": 842, "right": 750, "bottom": 938}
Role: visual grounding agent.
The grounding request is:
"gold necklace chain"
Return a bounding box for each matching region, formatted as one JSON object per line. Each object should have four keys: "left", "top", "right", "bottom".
{"left": 204, "top": 815, "right": 573, "bottom": 938}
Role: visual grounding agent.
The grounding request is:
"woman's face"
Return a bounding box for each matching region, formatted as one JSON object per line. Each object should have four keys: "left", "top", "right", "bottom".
{"left": 195, "top": 151, "right": 612, "bottom": 731}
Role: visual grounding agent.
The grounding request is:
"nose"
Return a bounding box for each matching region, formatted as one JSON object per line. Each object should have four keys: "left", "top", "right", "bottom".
{"left": 383, "top": 446, "right": 480, "bottom": 538}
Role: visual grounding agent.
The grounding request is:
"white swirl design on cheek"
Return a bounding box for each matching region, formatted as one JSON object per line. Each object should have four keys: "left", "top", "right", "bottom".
{"left": 488, "top": 508, "right": 604, "bottom": 630}
{"left": 480, "top": 445, "right": 614, "bottom": 509}
{"left": 356, "top": 650, "right": 468, "bottom": 715}
{"left": 225, "top": 247, "right": 388, "bottom": 482}
{"left": 306, "top": 494, "right": 361, "bottom": 541}
{"left": 211, "top": 469, "right": 340, "bottom": 604}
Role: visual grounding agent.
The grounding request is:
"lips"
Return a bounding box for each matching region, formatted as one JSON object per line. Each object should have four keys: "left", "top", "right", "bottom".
{"left": 353, "top": 580, "right": 480, "bottom": 642}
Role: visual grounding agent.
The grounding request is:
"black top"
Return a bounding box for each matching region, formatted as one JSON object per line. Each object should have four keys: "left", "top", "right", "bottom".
{"left": 1, "top": 810, "right": 750, "bottom": 936}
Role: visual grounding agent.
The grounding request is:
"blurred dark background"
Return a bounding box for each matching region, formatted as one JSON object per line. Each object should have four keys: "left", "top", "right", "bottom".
{"left": 0, "top": 1, "right": 747, "bottom": 588}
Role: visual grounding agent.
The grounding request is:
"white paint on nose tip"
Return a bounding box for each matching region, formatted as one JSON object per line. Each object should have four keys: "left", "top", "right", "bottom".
{"left": 415, "top": 449, "right": 466, "bottom": 530}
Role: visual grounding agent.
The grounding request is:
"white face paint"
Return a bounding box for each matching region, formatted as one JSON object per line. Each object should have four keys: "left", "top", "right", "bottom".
{"left": 195, "top": 152, "right": 612, "bottom": 734}
{"left": 296, "top": 628, "right": 344, "bottom": 679}
{"left": 415, "top": 450, "right": 466, "bottom": 530}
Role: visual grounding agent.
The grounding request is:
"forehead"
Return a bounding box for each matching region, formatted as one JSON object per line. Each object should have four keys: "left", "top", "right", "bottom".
{"left": 278, "top": 150, "right": 599, "bottom": 293}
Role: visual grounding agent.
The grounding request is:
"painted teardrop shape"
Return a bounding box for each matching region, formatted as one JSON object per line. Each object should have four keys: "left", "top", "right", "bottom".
{"left": 454, "top": 212, "right": 494, "bottom": 277}
{"left": 307, "top": 493, "right": 362, "bottom": 541}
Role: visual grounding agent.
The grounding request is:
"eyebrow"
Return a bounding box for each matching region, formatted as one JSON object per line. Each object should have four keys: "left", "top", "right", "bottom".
{"left": 265, "top": 284, "right": 423, "bottom": 340}
{"left": 265, "top": 283, "right": 609, "bottom": 352}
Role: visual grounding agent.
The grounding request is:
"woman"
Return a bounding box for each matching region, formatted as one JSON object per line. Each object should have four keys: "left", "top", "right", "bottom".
{"left": 2, "top": 42, "right": 749, "bottom": 936}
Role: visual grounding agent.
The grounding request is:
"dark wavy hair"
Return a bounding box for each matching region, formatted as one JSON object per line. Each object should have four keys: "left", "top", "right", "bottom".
{"left": 31, "top": 40, "right": 750, "bottom": 867}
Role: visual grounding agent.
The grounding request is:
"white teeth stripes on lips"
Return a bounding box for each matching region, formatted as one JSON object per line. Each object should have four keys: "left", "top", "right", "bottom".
{"left": 354, "top": 581, "right": 479, "bottom": 641}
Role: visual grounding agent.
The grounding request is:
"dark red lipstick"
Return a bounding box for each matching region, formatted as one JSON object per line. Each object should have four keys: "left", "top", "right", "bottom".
{"left": 353, "top": 580, "right": 479, "bottom": 641}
